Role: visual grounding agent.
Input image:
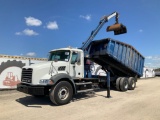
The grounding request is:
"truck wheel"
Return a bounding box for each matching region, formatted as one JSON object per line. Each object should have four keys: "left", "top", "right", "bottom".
{"left": 120, "top": 77, "right": 128, "bottom": 91}
{"left": 49, "top": 81, "right": 73, "bottom": 105}
{"left": 128, "top": 77, "right": 136, "bottom": 90}
{"left": 116, "top": 77, "right": 121, "bottom": 91}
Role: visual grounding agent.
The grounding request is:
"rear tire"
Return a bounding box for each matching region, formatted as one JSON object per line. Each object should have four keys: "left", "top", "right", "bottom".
{"left": 49, "top": 81, "right": 73, "bottom": 105}
{"left": 120, "top": 77, "right": 128, "bottom": 91}
{"left": 116, "top": 77, "right": 121, "bottom": 91}
{"left": 128, "top": 77, "right": 136, "bottom": 90}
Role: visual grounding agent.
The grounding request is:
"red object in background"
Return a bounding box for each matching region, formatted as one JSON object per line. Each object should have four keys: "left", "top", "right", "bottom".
{"left": 3, "top": 72, "right": 20, "bottom": 87}
{"left": 86, "top": 59, "right": 91, "bottom": 64}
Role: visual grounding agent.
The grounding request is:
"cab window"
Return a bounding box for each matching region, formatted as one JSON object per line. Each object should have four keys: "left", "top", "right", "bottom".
{"left": 71, "top": 51, "right": 81, "bottom": 65}
{"left": 49, "top": 50, "right": 70, "bottom": 62}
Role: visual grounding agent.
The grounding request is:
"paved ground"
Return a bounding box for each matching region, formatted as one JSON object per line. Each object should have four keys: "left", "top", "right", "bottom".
{"left": 0, "top": 77, "right": 160, "bottom": 120}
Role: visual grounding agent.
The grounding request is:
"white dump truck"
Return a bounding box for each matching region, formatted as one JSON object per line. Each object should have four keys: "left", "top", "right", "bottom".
{"left": 17, "top": 12, "right": 144, "bottom": 105}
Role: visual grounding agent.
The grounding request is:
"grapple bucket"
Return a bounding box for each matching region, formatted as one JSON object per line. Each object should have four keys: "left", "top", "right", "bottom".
{"left": 107, "top": 23, "right": 127, "bottom": 35}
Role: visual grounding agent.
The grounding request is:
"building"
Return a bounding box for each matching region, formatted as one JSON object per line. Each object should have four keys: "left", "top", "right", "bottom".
{"left": 0, "top": 54, "right": 47, "bottom": 89}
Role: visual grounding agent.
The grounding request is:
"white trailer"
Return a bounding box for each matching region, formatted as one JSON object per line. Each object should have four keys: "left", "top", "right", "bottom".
{"left": 141, "top": 67, "right": 155, "bottom": 78}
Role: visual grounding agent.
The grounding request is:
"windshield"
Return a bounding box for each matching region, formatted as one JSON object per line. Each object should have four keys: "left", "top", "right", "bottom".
{"left": 48, "top": 50, "right": 70, "bottom": 62}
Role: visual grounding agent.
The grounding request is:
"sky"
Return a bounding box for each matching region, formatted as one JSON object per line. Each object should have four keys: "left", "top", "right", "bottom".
{"left": 0, "top": 0, "right": 160, "bottom": 68}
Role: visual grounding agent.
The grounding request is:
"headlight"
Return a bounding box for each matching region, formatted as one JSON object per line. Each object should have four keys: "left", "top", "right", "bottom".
{"left": 39, "top": 79, "right": 51, "bottom": 84}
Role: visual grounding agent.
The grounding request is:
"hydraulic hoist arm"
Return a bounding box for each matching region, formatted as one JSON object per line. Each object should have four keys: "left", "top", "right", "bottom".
{"left": 81, "top": 11, "right": 127, "bottom": 57}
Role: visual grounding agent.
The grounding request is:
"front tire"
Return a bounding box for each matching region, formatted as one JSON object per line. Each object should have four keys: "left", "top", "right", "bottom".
{"left": 49, "top": 81, "right": 73, "bottom": 105}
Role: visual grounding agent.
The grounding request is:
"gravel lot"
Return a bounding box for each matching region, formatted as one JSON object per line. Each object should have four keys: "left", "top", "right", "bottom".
{"left": 0, "top": 77, "right": 160, "bottom": 120}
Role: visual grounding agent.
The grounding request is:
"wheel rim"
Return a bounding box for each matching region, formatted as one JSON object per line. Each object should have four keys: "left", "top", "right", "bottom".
{"left": 132, "top": 80, "right": 135, "bottom": 88}
{"left": 124, "top": 81, "right": 128, "bottom": 89}
{"left": 58, "top": 87, "right": 69, "bottom": 100}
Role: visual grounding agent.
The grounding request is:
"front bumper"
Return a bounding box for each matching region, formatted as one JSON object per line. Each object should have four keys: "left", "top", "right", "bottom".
{"left": 17, "top": 83, "right": 50, "bottom": 95}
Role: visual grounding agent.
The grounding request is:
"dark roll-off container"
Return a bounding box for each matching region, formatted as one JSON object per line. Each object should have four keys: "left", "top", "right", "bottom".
{"left": 89, "top": 38, "right": 145, "bottom": 78}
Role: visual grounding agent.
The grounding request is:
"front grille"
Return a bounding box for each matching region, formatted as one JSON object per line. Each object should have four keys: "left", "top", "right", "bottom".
{"left": 21, "top": 68, "right": 33, "bottom": 83}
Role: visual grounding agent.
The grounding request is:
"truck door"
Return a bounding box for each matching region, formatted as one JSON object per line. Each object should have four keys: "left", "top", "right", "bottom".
{"left": 69, "top": 51, "right": 83, "bottom": 78}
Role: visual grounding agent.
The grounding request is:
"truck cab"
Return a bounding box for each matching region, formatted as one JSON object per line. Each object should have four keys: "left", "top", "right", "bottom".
{"left": 21, "top": 47, "right": 84, "bottom": 85}
{"left": 17, "top": 47, "right": 97, "bottom": 105}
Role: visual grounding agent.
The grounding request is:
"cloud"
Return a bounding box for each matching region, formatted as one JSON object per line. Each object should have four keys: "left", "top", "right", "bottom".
{"left": 80, "top": 15, "right": 91, "bottom": 21}
{"left": 25, "top": 17, "right": 42, "bottom": 26}
{"left": 138, "top": 29, "right": 143, "bottom": 32}
{"left": 145, "top": 63, "right": 151, "bottom": 65}
{"left": 46, "top": 21, "right": 58, "bottom": 30}
{"left": 145, "top": 55, "right": 160, "bottom": 60}
{"left": 145, "top": 56, "right": 152, "bottom": 59}
{"left": 15, "top": 29, "right": 39, "bottom": 36}
{"left": 23, "top": 29, "right": 39, "bottom": 36}
{"left": 26, "top": 52, "right": 36, "bottom": 57}
{"left": 145, "top": 62, "right": 160, "bottom": 68}
{"left": 15, "top": 32, "right": 22, "bottom": 35}
{"left": 145, "top": 55, "right": 160, "bottom": 68}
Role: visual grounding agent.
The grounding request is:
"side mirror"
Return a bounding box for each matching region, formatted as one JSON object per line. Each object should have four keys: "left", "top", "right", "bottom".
{"left": 107, "top": 23, "right": 127, "bottom": 35}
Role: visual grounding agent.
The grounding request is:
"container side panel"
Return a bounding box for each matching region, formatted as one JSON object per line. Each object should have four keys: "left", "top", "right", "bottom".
{"left": 118, "top": 44, "right": 123, "bottom": 61}
{"left": 139, "top": 56, "right": 142, "bottom": 74}
{"left": 102, "top": 43, "right": 108, "bottom": 55}
{"left": 122, "top": 46, "right": 127, "bottom": 64}
{"left": 136, "top": 55, "right": 140, "bottom": 74}
{"left": 129, "top": 48, "right": 133, "bottom": 68}
{"left": 137, "top": 54, "right": 140, "bottom": 73}
{"left": 118, "top": 44, "right": 122, "bottom": 61}
{"left": 107, "top": 41, "right": 115, "bottom": 55}
{"left": 113, "top": 42, "right": 119, "bottom": 59}
{"left": 134, "top": 53, "right": 138, "bottom": 71}
{"left": 132, "top": 51, "right": 135, "bottom": 69}
{"left": 128, "top": 47, "right": 131, "bottom": 66}
{"left": 125, "top": 47, "right": 130, "bottom": 66}
{"left": 140, "top": 58, "right": 145, "bottom": 75}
